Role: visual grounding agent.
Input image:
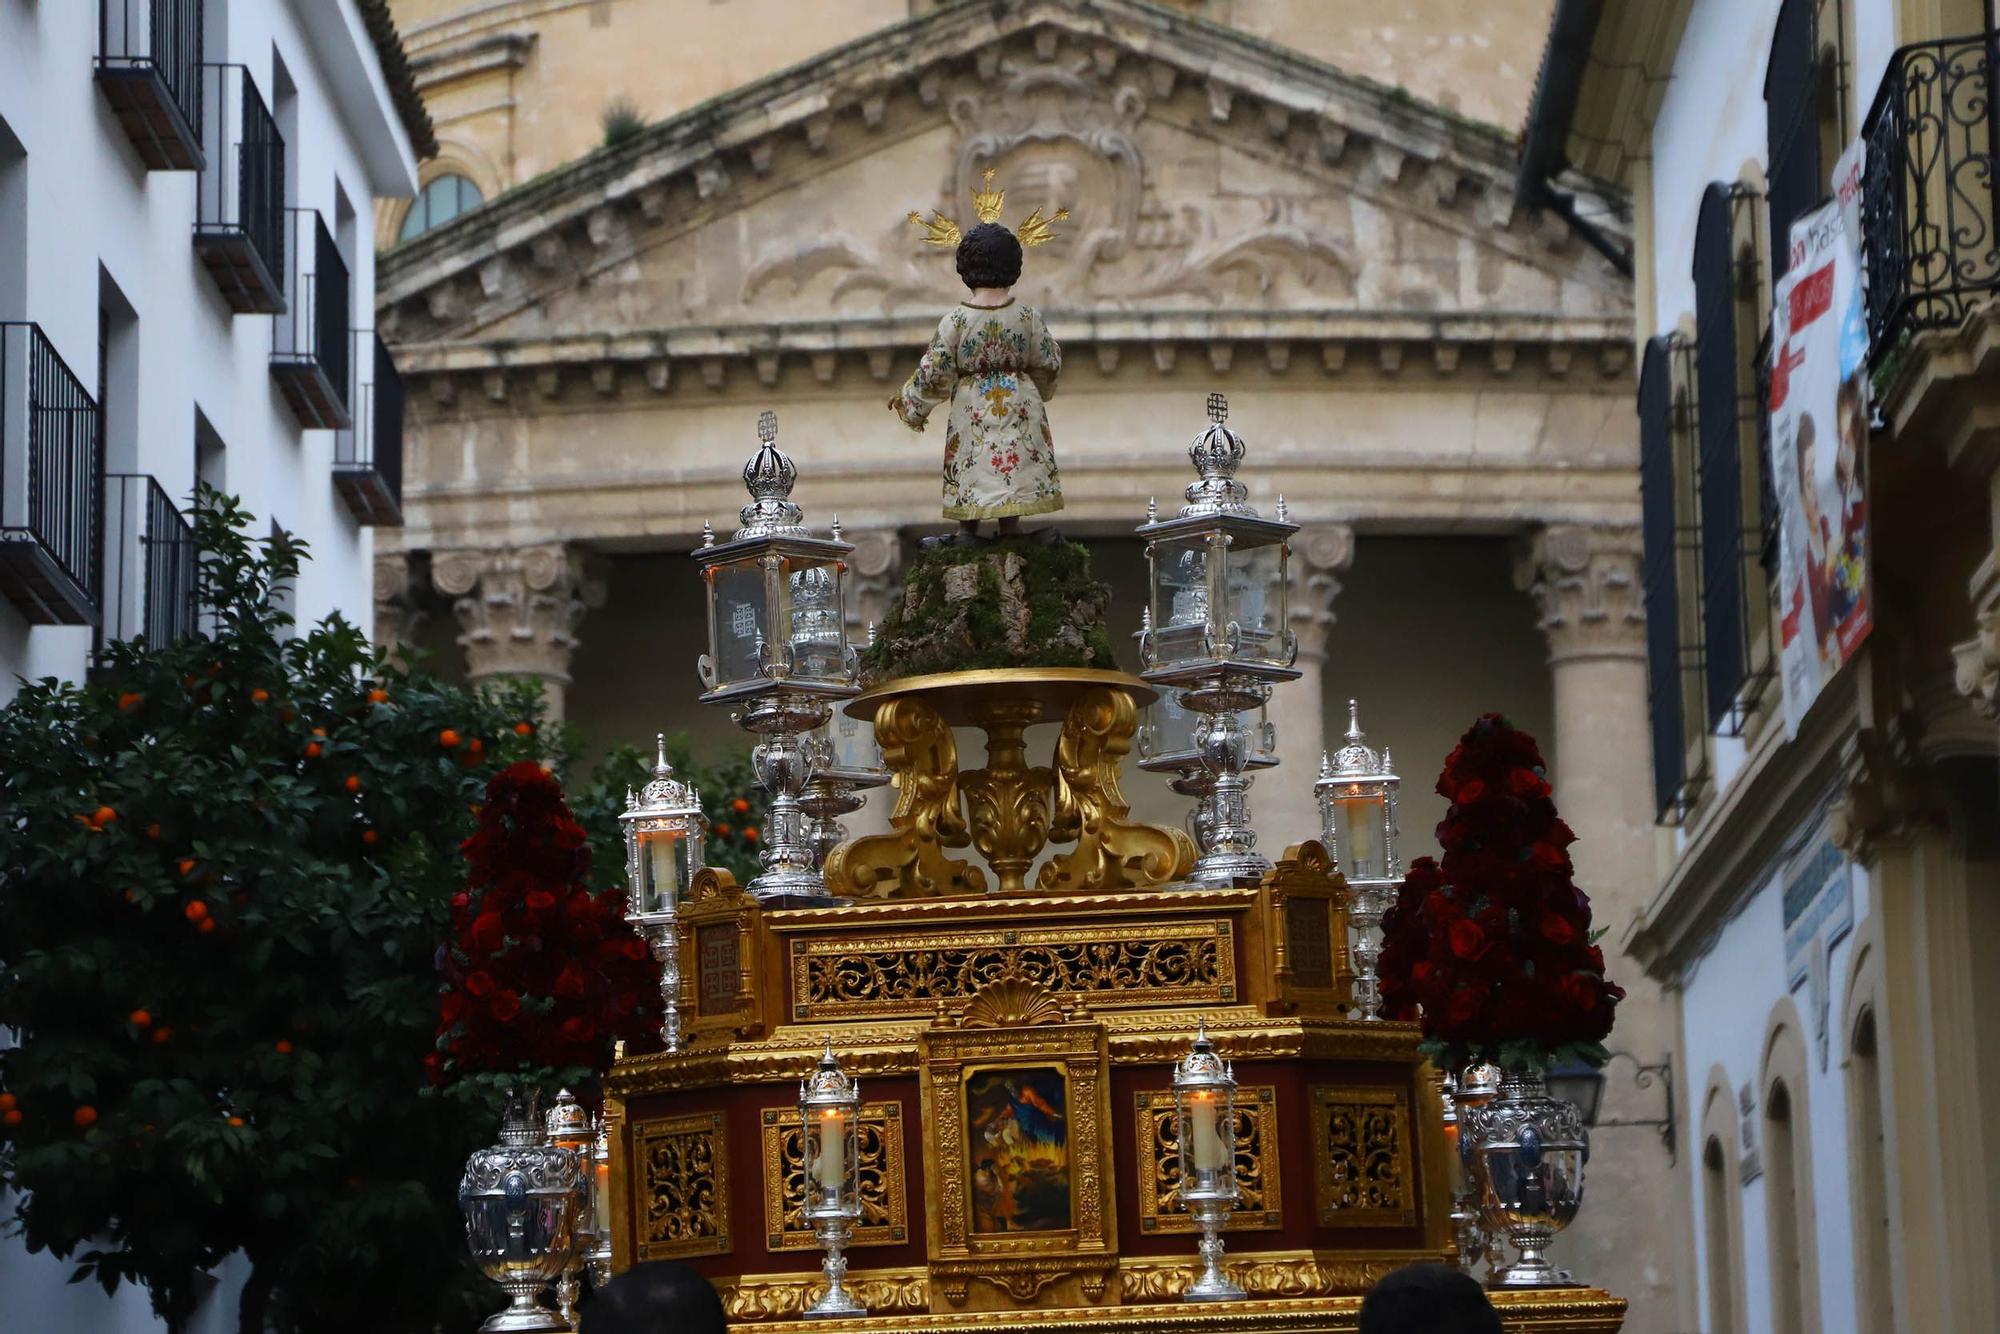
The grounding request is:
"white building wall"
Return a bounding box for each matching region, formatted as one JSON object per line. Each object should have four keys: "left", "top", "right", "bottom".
{"left": 0, "top": 1, "right": 417, "bottom": 1328}
{"left": 0, "top": 0, "right": 418, "bottom": 701}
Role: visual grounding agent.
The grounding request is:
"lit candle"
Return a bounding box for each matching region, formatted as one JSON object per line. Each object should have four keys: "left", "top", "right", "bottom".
{"left": 645, "top": 830, "right": 681, "bottom": 911}
{"left": 1188, "top": 1091, "right": 1229, "bottom": 1173}
{"left": 594, "top": 1159, "right": 612, "bottom": 1237}
{"left": 814, "top": 1109, "right": 846, "bottom": 1197}
{"left": 1337, "top": 795, "right": 1380, "bottom": 878}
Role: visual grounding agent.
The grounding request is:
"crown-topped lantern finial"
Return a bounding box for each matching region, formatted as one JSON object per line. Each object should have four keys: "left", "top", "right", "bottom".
{"left": 1182, "top": 390, "right": 1254, "bottom": 518}
{"left": 736, "top": 409, "right": 807, "bottom": 539}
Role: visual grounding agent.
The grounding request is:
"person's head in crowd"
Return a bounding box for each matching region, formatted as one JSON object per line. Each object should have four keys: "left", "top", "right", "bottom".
{"left": 1358, "top": 1262, "right": 1504, "bottom": 1334}
{"left": 580, "top": 1260, "right": 727, "bottom": 1334}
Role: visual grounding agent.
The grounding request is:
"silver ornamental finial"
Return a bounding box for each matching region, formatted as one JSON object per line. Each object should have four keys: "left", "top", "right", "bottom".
{"left": 1319, "top": 750, "right": 1332, "bottom": 779}
{"left": 1275, "top": 494, "right": 1289, "bottom": 523}
{"left": 736, "top": 409, "right": 807, "bottom": 539}
{"left": 1347, "top": 699, "right": 1362, "bottom": 742}
{"left": 1183, "top": 390, "right": 1254, "bottom": 518}
{"left": 830, "top": 516, "right": 843, "bottom": 541}
{"left": 1323, "top": 699, "right": 1383, "bottom": 779}
{"left": 1147, "top": 495, "right": 1159, "bottom": 523}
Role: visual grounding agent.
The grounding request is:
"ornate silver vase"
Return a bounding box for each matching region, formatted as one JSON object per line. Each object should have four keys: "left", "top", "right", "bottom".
{"left": 460, "top": 1093, "right": 585, "bottom": 1332}
{"left": 1461, "top": 1069, "right": 1586, "bottom": 1289}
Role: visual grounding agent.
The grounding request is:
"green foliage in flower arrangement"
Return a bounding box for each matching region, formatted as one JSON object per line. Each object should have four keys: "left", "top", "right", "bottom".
{"left": 859, "top": 534, "right": 1117, "bottom": 684}
{"left": 0, "top": 493, "right": 565, "bottom": 1334}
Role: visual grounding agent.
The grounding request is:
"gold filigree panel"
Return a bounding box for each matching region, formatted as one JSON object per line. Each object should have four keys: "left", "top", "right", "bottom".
{"left": 1119, "top": 1250, "right": 1413, "bottom": 1300}
{"left": 717, "top": 1267, "right": 930, "bottom": 1319}
{"left": 635, "top": 1110, "right": 732, "bottom": 1259}
{"left": 791, "top": 919, "right": 1234, "bottom": 1021}
{"left": 1310, "top": 1086, "right": 1415, "bottom": 1227}
{"left": 1132, "top": 1086, "right": 1282, "bottom": 1233}
{"left": 760, "top": 1101, "right": 908, "bottom": 1251}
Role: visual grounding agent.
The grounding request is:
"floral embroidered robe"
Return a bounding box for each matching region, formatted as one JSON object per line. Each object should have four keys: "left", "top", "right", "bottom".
{"left": 894, "top": 300, "right": 1063, "bottom": 520}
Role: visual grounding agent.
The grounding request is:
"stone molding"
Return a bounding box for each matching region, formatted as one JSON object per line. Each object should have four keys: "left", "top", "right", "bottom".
{"left": 1513, "top": 523, "right": 1646, "bottom": 666}
{"left": 431, "top": 543, "right": 607, "bottom": 688}
{"left": 1953, "top": 555, "right": 2000, "bottom": 722}
{"left": 1287, "top": 523, "right": 1355, "bottom": 664}
{"left": 373, "top": 552, "right": 428, "bottom": 662}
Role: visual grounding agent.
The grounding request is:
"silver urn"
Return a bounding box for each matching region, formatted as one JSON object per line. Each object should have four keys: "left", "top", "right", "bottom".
{"left": 1461, "top": 1070, "right": 1587, "bottom": 1289}
{"left": 460, "top": 1092, "right": 585, "bottom": 1331}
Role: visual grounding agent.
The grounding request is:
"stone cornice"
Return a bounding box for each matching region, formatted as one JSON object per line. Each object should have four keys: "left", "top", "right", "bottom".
{"left": 377, "top": 0, "right": 1630, "bottom": 315}
{"left": 393, "top": 310, "right": 1633, "bottom": 405}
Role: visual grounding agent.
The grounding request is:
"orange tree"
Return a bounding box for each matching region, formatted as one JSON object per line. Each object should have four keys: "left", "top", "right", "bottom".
{"left": 0, "top": 495, "right": 551, "bottom": 1333}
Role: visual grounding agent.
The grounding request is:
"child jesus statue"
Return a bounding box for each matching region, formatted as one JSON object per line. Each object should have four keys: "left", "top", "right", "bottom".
{"left": 893, "top": 171, "right": 1068, "bottom": 542}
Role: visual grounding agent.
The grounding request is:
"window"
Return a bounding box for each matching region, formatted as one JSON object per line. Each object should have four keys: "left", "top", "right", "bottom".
{"left": 1765, "top": 0, "right": 1852, "bottom": 278}
{"left": 1703, "top": 1136, "right": 1740, "bottom": 1333}
{"left": 399, "top": 174, "right": 484, "bottom": 241}
{"left": 1639, "top": 333, "right": 1707, "bottom": 820}
{"left": 1765, "top": 1081, "right": 1808, "bottom": 1334}
{"left": 1848, "top": 1008, "right": 1893, "bottom": 1332}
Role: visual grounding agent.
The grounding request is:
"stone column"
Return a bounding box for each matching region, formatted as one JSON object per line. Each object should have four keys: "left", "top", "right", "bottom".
{"left": 1263, "top": 523, "right": 1353, "bottom": 850}
{"left": 842, "top": 529, "right": 903, "bottom": 837}
{"left": 431, "top": 544, "right": 605, "bottom": 722}
{"left": 1513, "top": 523, "right": 1683, "bottom": 1329}
{"left": 372, "top": 551, "right": 428, "bottom": 665}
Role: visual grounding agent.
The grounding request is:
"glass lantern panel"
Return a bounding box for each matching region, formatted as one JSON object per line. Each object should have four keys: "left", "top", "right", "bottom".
{"left": 1140, "top": 690, "right": 1199, "bottom": 763}
{"left": 709, "top": 559, "right": 769, "bottom": 690}
{"left": 1150, "top": 535, "right": 1214, "bottom": 666}
{"left": 784, "top": 557, "right": 847, "bottom": 684}
{"left": 634, "top": 826, "right": 695, "bottom": 914}
{"left": 1225, "top": 541, "right": 1285, "bottom": 663}
{"left": 1176, "top": 1087, "right": 1237, "bottom": 1198}
{"left": 1329, "top": 788, "right": 1390, "bottom": 882}
{"left": 831, "top": 708, "right": 881, "bottom": 773}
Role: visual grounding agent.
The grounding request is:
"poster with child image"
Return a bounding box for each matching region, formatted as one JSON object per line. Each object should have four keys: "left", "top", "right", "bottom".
{"left": 1769, "top": 140, "right": 1872, "bottom": 738}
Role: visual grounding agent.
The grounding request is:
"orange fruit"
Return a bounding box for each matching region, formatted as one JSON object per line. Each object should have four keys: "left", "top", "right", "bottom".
{"left": 344, "top": 775, "right": 361, "bottom": 793}
{"left": 275, "top": 1040, "right": 293, "bottom": 1054}
{"left": 118, "top": 691, "right": 144, "bottom": 712}
{"left": 92, "top": 805, "right": 117, "bottom": 828}
{"left": 311, "top": 726, "right": 327, "bottom": 737}
{"left": 278, "top": 708, "right": 296, "bottom": 722}
{"left": 513, "top": 722, "right": 534, "bottom": 736}
{"left": 304, "top": 742, "right": 322, "bottom": 759}
{"left": 744, "top": 826, "right": 760, "bottom": 843}
{"left": 145, "top": 822, "right": 161, "bottom": 840}
{"left": 361, "top": 829, "right": 378, "bottom": 846}
{"left": 183, "top": 900, "right": 209, "bottom": 923}
{"left": 250, "top": 688, "right": 269, "bottom": 704}
{"left": 2, "top": 1109, "right": 21, "bottom": 1127}
{"left": 151, "top": 1027, "right": 172, "bottom": 1044}
{"left": 438, "top": 729, "right": 461, "bottom": 749}
{"left": 129, "top": 1009, "right": 152, "bottom": 1028}
{"left": 716, "top": 823, "right": 732, "bottom": 837}
{"left": 0, "top": 1093, "right": 16, "bottom": 1112}
{"left": 731, "top": 797, "right": 751, "bottom": 814}
{"left": 226, "top": 1115, "right": 244, "bottom": 1127}
{"left": 73, "top": 1106, "right": 97, "bottom": 1128}
{"left": 197, "top": 919, "right": 216, "bottom": 935}
{"left": 368, "top": 688, "right": 389, "bottom": 704}
{"left": 177, "top": 858, "right": 196, "bottom": 877}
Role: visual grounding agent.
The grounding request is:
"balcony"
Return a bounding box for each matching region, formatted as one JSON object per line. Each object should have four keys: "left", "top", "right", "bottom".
{"left": 193, "top": 63, "right": 285, "bottom": 314}
{"left": 334, "top": 332, "right": 404, "bottom": 526}
{"left": 95, "top": 0, "right": 206, "bottom": 170}
{"left": 101, "top": 474, "right": 198, "bottom": 649}
{"left": 271, "top": 210, "right": 352, "bottom": 430}
{"left": 1861, "top": 28, "right": 2000, "bottom": 357}
{"left": 0, "top": 324, "right": 103, "bottom": 626}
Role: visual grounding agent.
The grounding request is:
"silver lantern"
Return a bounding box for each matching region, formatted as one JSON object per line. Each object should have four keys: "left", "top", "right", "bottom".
{"left": 544, "top": 1089, "right": 594, "bottom": 1327}
{"left": 1135, "top": 641, "right": 1277, "bottom": 858}
{"left": 459, "top": 1092, "right": 584, "bottom": 1333}
{"left": 1137, "top": 393, "right": 1299, "bottom": 887}
{"left": 799, "top": 660, "right": 891, "bottom": 871}
{"left": 1461, "top": 1069, "right": 1589, "bottom": 1289}
{"left": 620, "top": 735, "right": 704, "bottom": 1052}
{"left": 585, "top": 1112, "right": 614, "bottom": 1291}
{"left": 1313, "top": 699, "right": 1401, "bottom": 1020}
{"left": 798, "top": 1040, "right": 866, "bottom": 1318}
{"left": 695, "top": 410, "right": 859, "bottom": 904}
{"left": 1173, "top": 1022, "right": 1246, "bottom": 1301}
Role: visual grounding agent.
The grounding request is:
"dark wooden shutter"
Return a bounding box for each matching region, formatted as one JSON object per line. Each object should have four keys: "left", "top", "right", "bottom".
{"left": 1694, "top": 184, "right": 1747, "bottom": 729}
{"left": 1764, "top": 0, "right": 1819, "bottom": 278}
{"left": 1639, "top": 336, "right": 1685, "bottom": 820}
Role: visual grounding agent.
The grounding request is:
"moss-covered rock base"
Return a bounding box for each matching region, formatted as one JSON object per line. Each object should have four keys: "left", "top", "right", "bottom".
{"left": 860, "top": 535, "right": 1118, "bottom": 686}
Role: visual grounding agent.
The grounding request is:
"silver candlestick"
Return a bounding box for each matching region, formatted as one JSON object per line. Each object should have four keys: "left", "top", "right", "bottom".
{"left": 1174, "top": 1023, "right": 1247, "bottom": 1301}
{"left": 799, "top": 1041, "right": 866, "bottom": 1318}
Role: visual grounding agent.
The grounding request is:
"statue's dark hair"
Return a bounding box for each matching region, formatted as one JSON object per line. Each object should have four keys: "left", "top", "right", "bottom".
{"left": 955, "top": 221, "right": 1023, "bottom": 290}
{"left": 582, "top": 1261, "right": 726, "bottom": 1334}
{"left": 1358, "top": 1264, "right": 1502, "bottom": 1334}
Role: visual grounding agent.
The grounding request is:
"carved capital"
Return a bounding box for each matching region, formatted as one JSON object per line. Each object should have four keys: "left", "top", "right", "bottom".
{"left": 1287, "top": 523, "right": 1355, "bottom": 664}
{"left": 372, "top": 552, "right": 428, "bottom": 663}
{"left": 1827, "top": 735, "right": 1933, "bottom": 866}
{"left": 1954, "top": 554, "right": 2000, "bottom": 720}
{"left": 431, "top": 544, "right": 607, "bottom": 692}
{"left": 844, "top": 528, "right": 904, "bottom": 643}
{"left": 1514, "top": 524, "right": 1646, "bottom": 665}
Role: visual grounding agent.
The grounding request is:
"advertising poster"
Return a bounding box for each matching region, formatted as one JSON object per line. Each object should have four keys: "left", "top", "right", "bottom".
{"left": 1769, "top": 140, "right": 1872, "bottom": 737}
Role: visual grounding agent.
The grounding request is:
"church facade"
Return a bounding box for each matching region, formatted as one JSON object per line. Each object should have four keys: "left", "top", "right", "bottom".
{"left": 373, "top": 1, "right": 1677, "bottom": 1321}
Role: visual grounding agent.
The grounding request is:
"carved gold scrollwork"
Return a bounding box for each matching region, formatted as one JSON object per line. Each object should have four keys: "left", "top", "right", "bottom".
{"left": 824, "top": 697, "right": 987, "bottom": 898}
{"left": 1039, "top": 687, "right": 1197, "bottom": 892}
{"left": 636, "top": 1111, "right": 731, "bottom": 1259}
{"left": 959, "top": 697, "right": 1053, "bottom": 894}
{"left": 1134, "top": 1086, "right": 1282, "bottom": 1233}
{"left": 761, "top": 1102, "right": 907, "bottom": 1251}
{"left": 1310, "top": 1086, "right": 1416, "bottom": 1227}
{"left": 716, "top": 1267, "right": 930, "bottom": 1318}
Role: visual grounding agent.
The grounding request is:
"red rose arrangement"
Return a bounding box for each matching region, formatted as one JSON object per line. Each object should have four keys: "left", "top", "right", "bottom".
{"left": 433, "top": 761, "right": 660, "bottom": 1083}
{"left": 1376, "top": 714, "right": 1624, "bottom": 1073}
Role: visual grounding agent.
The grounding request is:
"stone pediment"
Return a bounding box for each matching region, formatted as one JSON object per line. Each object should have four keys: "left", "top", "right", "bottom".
{"left": 377, "top": 0, "right": 1630, "bottom": 367}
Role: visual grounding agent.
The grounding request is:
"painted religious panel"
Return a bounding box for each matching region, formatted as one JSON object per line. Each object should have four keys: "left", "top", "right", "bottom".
{"left": 966, "top": 1065, "right": 1072, "bottom": 1234}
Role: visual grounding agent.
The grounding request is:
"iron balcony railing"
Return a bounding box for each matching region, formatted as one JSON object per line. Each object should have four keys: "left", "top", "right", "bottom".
{"left": 101, "top": 473, "right": 198, "bottom": 648}
{"left": 95, "top": 0, "right": 205, "bottom": 170}
{"left": 0, "top": 323, "right": 104, "bottom": 626}
{"left": 1862, "top": 27, "right": 2000, "bottom": 357}
{"left": 193, "top": 62, "right": 286, "bottom": 313}
{"left": 271, "top": 209, "right": 352, "bottom": 430}
{"left": 334, "top": 331, "right": 404, "bottom": 525}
